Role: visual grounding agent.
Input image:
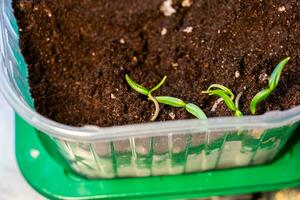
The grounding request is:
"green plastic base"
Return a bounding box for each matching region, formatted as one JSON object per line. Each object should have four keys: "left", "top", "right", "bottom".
{"left": 16, "top": 115, "right": 300, "bottom": 199}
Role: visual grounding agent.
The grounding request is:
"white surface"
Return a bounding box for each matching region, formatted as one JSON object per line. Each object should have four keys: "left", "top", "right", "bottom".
{"left": 0, "top": 94, "right": 43, "bottom": 199}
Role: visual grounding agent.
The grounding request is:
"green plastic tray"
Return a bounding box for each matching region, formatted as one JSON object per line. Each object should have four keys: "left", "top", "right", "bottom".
{"left": 16, "top": 115, "right": 300, "bottom": 200}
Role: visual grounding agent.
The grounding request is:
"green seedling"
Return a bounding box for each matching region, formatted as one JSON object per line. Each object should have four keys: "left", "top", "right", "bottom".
{"left": 250, "top": 57, "right": 291, "bottom": 114}
{"left": 156, "top": 96, "right": 207, "bottom": 119}
{"left": 202, "top": 85, "right": 243, "bottom": 117}
{"left": 125, "top": 74, "right": 167, "bottom": 121}
{"left": 125, "top": 75, "right": 207, "bottom": 120}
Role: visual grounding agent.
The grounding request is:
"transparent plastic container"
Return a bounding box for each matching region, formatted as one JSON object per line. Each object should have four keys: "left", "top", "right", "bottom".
{"left": 1, "top": 0, "right": 299, "bottom": 178}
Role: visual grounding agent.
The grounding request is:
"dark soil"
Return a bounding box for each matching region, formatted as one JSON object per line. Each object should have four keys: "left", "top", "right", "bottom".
{"left": 13, "top": 0, "right": 300, "bottom": 127}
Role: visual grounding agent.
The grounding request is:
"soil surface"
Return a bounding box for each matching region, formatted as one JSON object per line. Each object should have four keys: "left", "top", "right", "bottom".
{"left": 13, "top": 0, "right": 300, "bottom": 127}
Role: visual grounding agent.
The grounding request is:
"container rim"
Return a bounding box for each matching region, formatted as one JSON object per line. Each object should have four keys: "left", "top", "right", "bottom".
{"left": 0, "top": 1, "right": 299, "bottom": 142}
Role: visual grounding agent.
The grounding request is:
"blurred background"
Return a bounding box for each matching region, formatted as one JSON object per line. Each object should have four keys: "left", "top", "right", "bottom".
{"left": 0, "top": 94, "right": 43, "bottom": 199}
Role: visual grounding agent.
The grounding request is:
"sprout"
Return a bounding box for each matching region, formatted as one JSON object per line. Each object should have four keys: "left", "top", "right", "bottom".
{"left": 125, "top": 75, "right": 207, "bottom": 120}
{"left": 250, "top": 57, "right": 291, "bottom": 114}
{"left": 156, "top": 96, "right": 207, "bottom": 119}
{"left": 202, "top": 85, "right": 243, "bottom": 117}
{"left": 125, "top": 74, "right": 167, "bottom": 121}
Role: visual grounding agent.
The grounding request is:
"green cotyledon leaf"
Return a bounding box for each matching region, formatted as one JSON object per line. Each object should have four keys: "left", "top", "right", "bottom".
{"left": 205, "top": 84, "right": 235, "bottom": 100}
{"left": 185, "top": 103, "right": 207, "bottom": 119}
{"left": 156, "top": 96, "right": 187, "bottom": 107}
{"left": 269, "top": 57, "right": 290, "bottom": 90}
{"left": 150, "top": 76, "right": 167, "bottom": 93}
{"left": 250, "top": 89, "right": 272, "bottom": 115}
{"left": 125, "top": 74, "right": 149, "bottom": 96}
{"left": 205, "top": 89, "right": 236, "bottom": 112}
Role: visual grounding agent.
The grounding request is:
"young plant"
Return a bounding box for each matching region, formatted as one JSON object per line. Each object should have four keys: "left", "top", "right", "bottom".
{"left": 125, "top": 74, "right": 167, "bottom": 121}
{"left": 125, "top": 75, "right": 207, "bottom": 120}
{"left": 202, "top": 84, "right": 243, "bottom": 117}
{"left": 250, "top": 57, "right": 291, "bottom": 114}
{"left": 156, "top": 96, "right": 207, "bottom": 119}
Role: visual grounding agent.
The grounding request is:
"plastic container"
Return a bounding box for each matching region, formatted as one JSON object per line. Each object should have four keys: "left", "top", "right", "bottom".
{"left": 15, "top": 115, "right": 300, "bottom": 199}
{"left": 1, "top": 0, "right": 300, "bottom": 178}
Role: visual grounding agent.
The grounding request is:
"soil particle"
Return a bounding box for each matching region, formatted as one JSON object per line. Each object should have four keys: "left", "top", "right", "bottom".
{"left": 235, "top": 71, "right": 240, "bottom": 78}
{"left": 13, "top": 0, "right": 300, "bottom": 127}
{"left": 160, "top": 0, "right": 176, "bottom": 16}
{"left": 169, "top": 112, "right": 176, "bottom": 119}
{"left": 181, "top": 0, "right": 192, "bottom": 7}
{"left": 119, "top": 38, "right": 126, "bottom": 44}
{"left": 182, "top": 26, "right": 193, "bottom": 33}
{"left": 278, "top": 6, "right": 286, "bottom": 12}
{"left": 161, "top": 27, "right": 168, "bottom": 36}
